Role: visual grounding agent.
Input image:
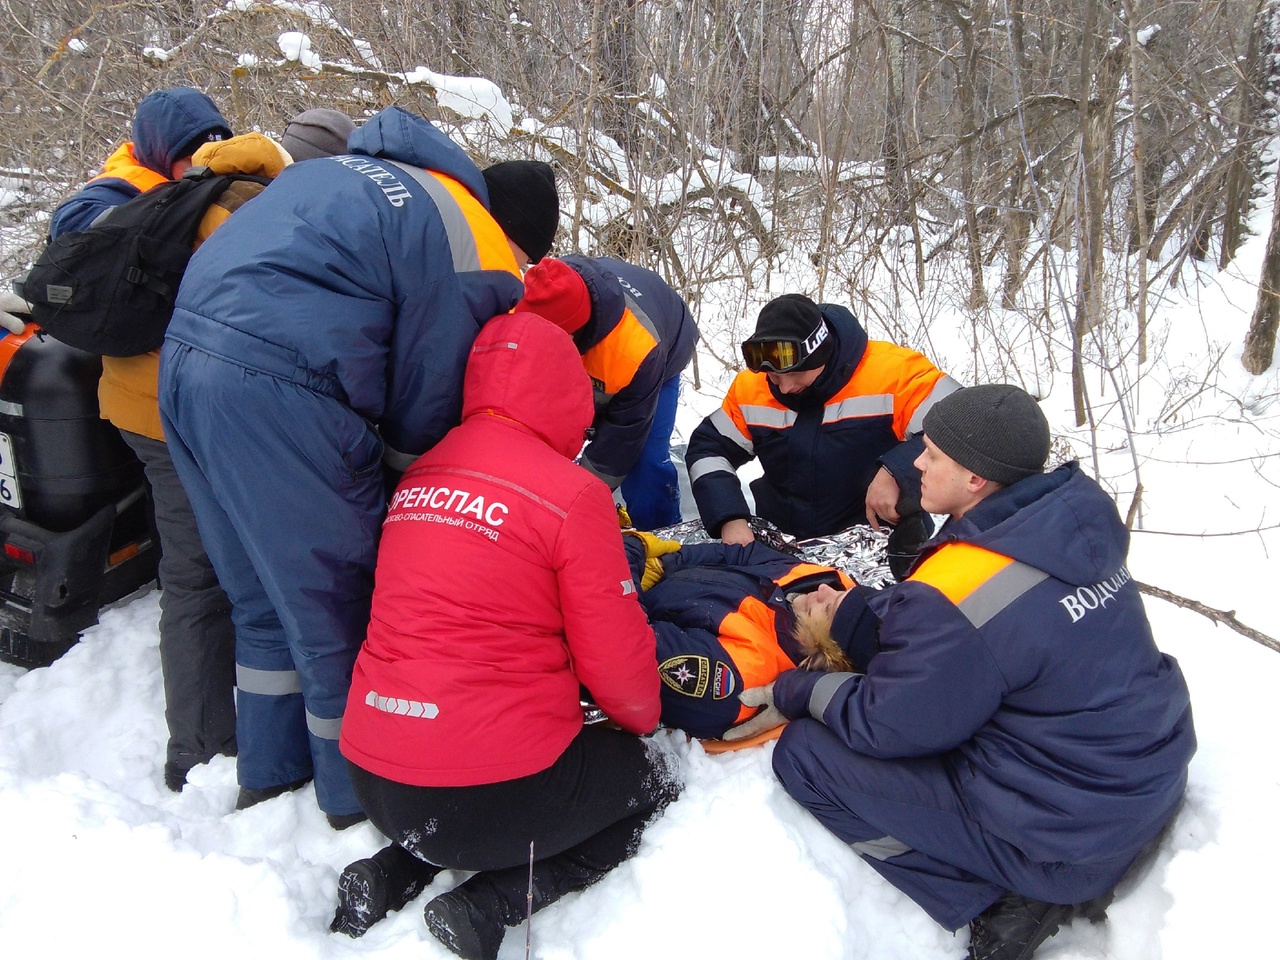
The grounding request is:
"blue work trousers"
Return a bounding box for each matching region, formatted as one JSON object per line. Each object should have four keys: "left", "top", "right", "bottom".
{"left": 159, "top": 342, "right": 385, "bottom": 816}
{"left": 619, "top": 375, "right": 682, "bottom": 529}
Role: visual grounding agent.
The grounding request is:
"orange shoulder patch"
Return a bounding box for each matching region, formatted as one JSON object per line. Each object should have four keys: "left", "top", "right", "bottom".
{"left": 910, "top": 542, "right": 1013, "bottom": 605}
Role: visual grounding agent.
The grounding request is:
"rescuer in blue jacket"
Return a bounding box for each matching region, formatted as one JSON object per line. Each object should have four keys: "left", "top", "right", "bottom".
{"left": 737, "top": 385, "right": 1196, "bottom": 960}
{"left": 516, "top": 255, "right": 697, "bottom": 529}
{"left": 686, "top": 295, "right": 959, "bottom": 577}
{"left": 159, "top": 107, "right": 560, "bottom": 827}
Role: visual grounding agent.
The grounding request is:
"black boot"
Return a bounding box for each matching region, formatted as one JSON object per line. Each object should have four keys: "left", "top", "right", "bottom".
{"left": 1074, "top": 887, "right": 1115, "bottom": 924}
{"left": 163, "top": 761, "right": 190, "bottom": 793}
{"left": 967, "top": 892, "right": 1074, "bottom": 960}
{"left": 234, "top": 776, "right": 312, "bottom": 810}
{"left": 423, "top": 877, "right": 511, "bottom": 960}
{"left": 331, "top": 844, "right": 440, "bottom": 938}
{"left": 326, "top": 810, "right": 369, "bottom": 831}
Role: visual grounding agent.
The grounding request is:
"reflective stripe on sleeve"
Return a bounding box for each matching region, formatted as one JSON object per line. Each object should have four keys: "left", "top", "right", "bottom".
{"left": 808, "top": 671, "right": 859, "bottom": 720}
{"left": 709, "top": 407, "right": 754, "bottom": 454}
{"left": 740, "top": 404, "right": 796, "bottom": 429}
{"left": 905, "top": 375, "right": 964, "bottom": 435}
{"left": 688, "top": 455, "right": 737, "bottom": 483}
{"left": 956, "top": 560, "right": 1049, "bottom": 629}
{"left": 579, "top": 455, "right": 626, "bottom": 490}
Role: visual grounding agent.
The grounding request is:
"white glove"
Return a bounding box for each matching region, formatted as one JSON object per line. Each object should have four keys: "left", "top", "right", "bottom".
{"left": 0, "top": 291, "right": 31, "bottom": 334}
{"left": 721, "top": 683, "right": 785, "bottom": 741}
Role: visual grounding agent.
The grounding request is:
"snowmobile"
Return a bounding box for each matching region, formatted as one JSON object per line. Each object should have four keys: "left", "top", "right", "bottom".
{"left": 0, "top": 304, "right": 160, "bottom": 667}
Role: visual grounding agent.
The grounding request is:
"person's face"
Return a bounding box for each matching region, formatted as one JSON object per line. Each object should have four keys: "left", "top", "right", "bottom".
{"left": 767, "top": 365, "right": 824, "bottom": 395}
{"left": 915, "top": 435, "right": 988, "bottom": 518}
{"left": 792, "top": 582, "right": 847, "bottom": 623}
{"left": 170, "top": 156, "right": 194, "bottom": 179}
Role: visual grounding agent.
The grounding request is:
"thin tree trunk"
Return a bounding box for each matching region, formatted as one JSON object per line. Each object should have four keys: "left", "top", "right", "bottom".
{"left": 1123, "top": 0, "right": 1151, "bottom": 364}
{"left": 1242, "top": 171, "right": 1280, "bottom": 374}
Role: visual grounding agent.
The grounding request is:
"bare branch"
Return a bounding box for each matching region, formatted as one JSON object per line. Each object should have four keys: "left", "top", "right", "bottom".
{"left": 1137, "top": 581, "right": 1280, "bottom": 654}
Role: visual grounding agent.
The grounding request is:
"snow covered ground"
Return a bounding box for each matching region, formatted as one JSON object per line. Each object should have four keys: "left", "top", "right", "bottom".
{"left": 3, "top": 133, "right": 1280, "bottom": 960}
{"left": 1, "top": 363, "right": 1276, "bottom": 960}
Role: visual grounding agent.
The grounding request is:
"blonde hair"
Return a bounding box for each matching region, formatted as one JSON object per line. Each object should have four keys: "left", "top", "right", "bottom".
{"left": 791, "top": 606, "right": 853, "bottom": 673}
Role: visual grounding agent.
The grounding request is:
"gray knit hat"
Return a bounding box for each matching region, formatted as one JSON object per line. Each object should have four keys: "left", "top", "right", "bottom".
{"left": 281, "top": 108, "right": 355, "bottom": 161}
{"left": 922, "top": 384, "right": 1050, "bottom": 485}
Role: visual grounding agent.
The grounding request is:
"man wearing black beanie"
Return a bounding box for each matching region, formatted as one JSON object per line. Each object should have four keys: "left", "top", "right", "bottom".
{"left": 686, "top": 293, "right": 959, "bottom": 578}
{"left": 732, "top": 384, "right": 1196, "bottom": 960}
{"left": 482, "top": 160, "right": 559, "bottom": 267}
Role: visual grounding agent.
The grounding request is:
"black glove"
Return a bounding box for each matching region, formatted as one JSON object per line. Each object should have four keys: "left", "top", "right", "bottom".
{"left": 886, "top": 509, "right": 933, "bottom": 581}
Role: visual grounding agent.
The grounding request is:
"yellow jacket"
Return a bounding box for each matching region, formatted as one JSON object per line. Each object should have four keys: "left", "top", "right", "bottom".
{"left": 98, "top": 134, "right": 289, "bottom": 440}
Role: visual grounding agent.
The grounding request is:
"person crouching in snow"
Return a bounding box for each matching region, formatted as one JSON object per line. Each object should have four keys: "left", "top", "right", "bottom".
{"left": 735, "top": 384, "right": 1196, "bottom": 960}
{"left": 332, "top": 312, "right": 680, "bottom": 960}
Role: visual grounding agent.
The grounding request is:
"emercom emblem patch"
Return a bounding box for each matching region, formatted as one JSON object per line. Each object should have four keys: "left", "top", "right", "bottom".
{"left": 658, "top": 655, "right": 709, "bottom": 697}
{"left": 659, "top": 656, "right": 738, "bottom": 700}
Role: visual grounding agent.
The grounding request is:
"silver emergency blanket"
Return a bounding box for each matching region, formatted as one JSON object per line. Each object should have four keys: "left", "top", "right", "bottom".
{"left": 652, "top": 517, "right": 895, "bottom": 589}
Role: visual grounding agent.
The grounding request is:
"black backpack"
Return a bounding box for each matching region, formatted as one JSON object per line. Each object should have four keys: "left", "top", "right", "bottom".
{"left": 15, "top": 166, "right": 270, "bottom": 357}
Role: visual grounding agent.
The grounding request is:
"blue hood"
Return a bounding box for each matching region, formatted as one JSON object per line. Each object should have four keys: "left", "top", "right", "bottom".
{"left": 131, "top": 87, "right": 232, "bottom": 176}
{"left": 348, "top": 107, "right": 490, "bottom": 206}
{"left": 940, "top": 462, "right": 1129, "bottom": 586}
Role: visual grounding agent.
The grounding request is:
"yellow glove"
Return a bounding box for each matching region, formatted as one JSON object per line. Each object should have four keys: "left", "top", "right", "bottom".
{"left": 623, "top": 530, "right": 681, "bottom": 590}
{"left": 616, "top": 504, "right": 634, "bottom": 529}
{"left": 628, "top": 530, "right": 681, "bottom": 559}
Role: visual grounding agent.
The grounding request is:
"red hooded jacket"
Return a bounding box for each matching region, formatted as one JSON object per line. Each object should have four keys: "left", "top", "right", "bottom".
{"left": 340, "top": 312, "right": 661, "bottom": 787}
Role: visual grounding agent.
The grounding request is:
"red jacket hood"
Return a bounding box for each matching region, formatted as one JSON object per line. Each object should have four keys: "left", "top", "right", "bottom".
{"left": 462, "top": 311, "right": 594, "bottom": 459}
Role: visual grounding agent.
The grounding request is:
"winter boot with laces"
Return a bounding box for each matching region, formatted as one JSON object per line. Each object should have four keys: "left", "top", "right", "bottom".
{"left": 423, "top": 876, "right": 513, "bottom": 960}
{"left": 331, "top": 843, "right": 440, "bottom": 938}
{"left": 966, "top": 892, "right": 1075, "bottom": 960}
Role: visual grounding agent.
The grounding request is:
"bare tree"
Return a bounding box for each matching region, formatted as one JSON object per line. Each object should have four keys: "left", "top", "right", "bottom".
{"left": 1243, "top": 171, "right": 1280, "bottom": 374}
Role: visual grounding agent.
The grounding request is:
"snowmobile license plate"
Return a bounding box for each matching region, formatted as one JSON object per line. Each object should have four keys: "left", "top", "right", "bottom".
{"left": 0, "top": 432, "right": 22, "bottom": 510}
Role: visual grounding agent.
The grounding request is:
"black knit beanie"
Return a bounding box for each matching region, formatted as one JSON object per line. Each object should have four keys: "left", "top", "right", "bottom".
{"left": 922, "top": 384, "right": 1050, "bottom": 486}
{"left": 483, "top": 160, "right": 559, "bottom": 263}
{"left": 749, "top": 294, "right": 834, "bottom": 370}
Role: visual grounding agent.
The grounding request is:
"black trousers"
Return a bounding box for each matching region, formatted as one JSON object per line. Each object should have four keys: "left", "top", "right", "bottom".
{"left": 121, "top": 430, "right": 236, "bottom": 772}
{"left": 349, "top": 725, "right": 679, "bottom": 919}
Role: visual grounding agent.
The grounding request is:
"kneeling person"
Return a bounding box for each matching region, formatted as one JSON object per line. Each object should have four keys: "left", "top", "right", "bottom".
{"left": 750, "top": 384, "right": 1195, "bottom": 960}
{"left": 333, "top": 313, "right": 678, "bottom": 959}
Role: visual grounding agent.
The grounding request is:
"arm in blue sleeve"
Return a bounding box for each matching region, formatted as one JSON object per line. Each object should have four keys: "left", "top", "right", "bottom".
{"left": 661, "top": 539, "right": 795, "bottom": 574}
{"left": 382, "top": 270, "right": 522, "bottom": 462}
{"left": 686, "top": 408, "right": 755, "bottom": 537}
{"left": 780, "top": 586, "right": 1006, "bottom": 758}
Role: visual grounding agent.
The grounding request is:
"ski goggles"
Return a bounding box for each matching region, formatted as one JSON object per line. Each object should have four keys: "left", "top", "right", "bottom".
{"left": 741, "top": 319, "right": 829, "bottom": 373}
